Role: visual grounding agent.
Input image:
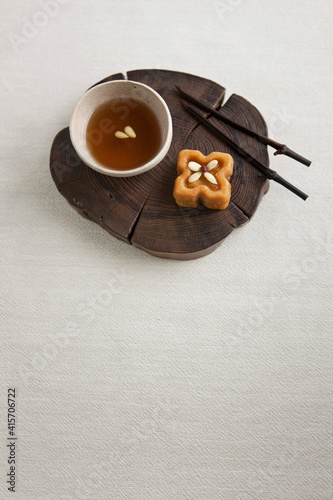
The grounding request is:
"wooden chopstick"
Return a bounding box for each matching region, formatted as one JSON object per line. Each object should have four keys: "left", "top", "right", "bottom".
{"left": 176, "top": 85, "right": 311, "bottom": 167}
{"left": 181, "top": 100, "right": 308, "bottom": 201}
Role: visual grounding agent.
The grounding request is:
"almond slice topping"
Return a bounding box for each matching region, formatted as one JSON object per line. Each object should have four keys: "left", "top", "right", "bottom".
{"left": 188, "top": 172, "right": 202, "bottom": 183}
{"left": 207, "top": 160, "right": 218, "bottom": 170}
{"left": 188, "top": 161, "right": 202, "bottom": 172}
{"left": 204, "top": 172, "right": 218, "bottom": 184}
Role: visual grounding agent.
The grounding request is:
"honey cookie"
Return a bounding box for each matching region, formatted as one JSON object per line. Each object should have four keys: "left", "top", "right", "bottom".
{"left": 173, "top": 150, "right": 233, "bottom": 210}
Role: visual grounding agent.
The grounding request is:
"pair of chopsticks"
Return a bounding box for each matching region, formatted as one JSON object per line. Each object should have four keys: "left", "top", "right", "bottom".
{"left": 176, "top": 86, "right": 310, "bottom": 200}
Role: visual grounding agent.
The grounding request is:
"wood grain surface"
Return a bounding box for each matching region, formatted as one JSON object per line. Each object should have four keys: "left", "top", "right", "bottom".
{"left": 50, "top": 69, "right": 269, "bottom": 259}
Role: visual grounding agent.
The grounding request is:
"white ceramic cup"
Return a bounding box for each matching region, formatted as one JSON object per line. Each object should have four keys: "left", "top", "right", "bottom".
{"left": 69, "top": 80, "right": 173, "bottom": 177}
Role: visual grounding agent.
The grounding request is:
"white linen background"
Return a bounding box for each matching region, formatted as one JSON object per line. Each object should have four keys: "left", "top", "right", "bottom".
{"left": 0, "top": 0, "right": 332, "bottom": 499}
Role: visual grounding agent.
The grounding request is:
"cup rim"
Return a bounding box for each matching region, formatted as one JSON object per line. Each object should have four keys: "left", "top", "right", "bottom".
{"left": 69, "top": 80, "right": 173, "bottom": 177}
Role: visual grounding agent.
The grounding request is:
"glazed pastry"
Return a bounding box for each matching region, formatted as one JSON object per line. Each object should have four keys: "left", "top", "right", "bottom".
{"left": 173, "top": 150, "right": 233, "bottom": 210}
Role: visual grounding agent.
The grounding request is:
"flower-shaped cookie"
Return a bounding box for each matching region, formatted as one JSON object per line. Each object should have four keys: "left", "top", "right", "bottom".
{"left": 173, "top": 150, "right": 233, "bottom": 210}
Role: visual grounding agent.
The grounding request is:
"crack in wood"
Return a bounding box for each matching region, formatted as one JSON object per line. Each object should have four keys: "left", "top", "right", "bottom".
{"left": 127, "top": 196, "right": 149, "bottom": 243}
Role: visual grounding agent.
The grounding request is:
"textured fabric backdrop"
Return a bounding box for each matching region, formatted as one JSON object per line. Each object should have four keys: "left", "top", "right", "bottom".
{"left": 1, "top": 1, "right": 332, "bottom": 499}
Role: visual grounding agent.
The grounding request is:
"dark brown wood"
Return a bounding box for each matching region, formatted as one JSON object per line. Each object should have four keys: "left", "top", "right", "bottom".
{"left": 176, "top": 85, "right": 311, "bottom": 167}
{"left": 50, "top": 69, "right": 270, "bottom": 259}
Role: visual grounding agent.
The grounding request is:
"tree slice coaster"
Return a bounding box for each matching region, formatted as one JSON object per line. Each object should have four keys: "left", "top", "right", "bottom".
{"left": 50, "top": 69, "right": 269, "bottom": 259}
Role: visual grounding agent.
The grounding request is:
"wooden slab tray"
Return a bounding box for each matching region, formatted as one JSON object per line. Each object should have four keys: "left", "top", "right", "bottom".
{"left": 50, "top": 69, "right": 269, "bottom": 259}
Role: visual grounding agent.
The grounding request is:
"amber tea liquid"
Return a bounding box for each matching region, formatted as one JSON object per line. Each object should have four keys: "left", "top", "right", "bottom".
{"left": 86, "top": 99, "right": 162, "bottom": 171}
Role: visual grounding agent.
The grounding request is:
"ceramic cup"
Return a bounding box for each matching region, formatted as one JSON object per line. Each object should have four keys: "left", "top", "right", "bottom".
{"left": 69, "top": 80, "right": 173, "bottom": 177}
